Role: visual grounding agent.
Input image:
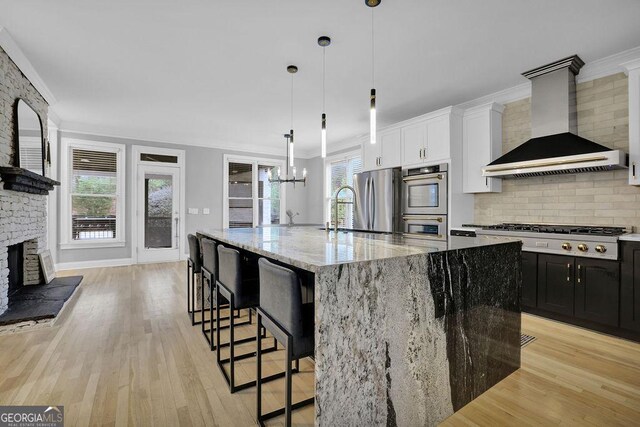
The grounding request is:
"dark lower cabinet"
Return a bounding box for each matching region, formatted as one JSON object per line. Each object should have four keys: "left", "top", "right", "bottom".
{"left": 574, "top": 258, "right": 619, "bottom": 327}
{"left": 521, "top": 251, "right": 538, "bottom": 309}
{"left": 524, "top": 248, "right": 638, "bottom": 342}
{"left": 537, "top": 254, "right": 574, "bottom": 316}
{"left": 621, "top": 241, "right": 640, "bottom": 333}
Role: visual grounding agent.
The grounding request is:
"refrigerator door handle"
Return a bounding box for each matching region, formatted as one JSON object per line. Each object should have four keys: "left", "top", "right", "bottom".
{"left": 367, "top": 178, "right": 372, "bottom": 229}
{"left": 370, "top": 178, "right": 375, "bottom": 230}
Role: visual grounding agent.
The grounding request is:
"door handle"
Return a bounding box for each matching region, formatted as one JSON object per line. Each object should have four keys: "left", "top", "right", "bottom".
{"left": 402, "top": 216, "right": 443, "bottom": 222}
{"left": 577, "top": 264, "right": 581, "bottom": 284}
{"left": 370, "top": 179, "right": 375, "bottom": 229}
{"left": 365, "top": 178, "right": 372, "bottom": 230}
{"left": 175, "top": 216, "right": 179, "bottom": 249}
{"left": 566, "top": 263, "right": 571, "bottom": 282}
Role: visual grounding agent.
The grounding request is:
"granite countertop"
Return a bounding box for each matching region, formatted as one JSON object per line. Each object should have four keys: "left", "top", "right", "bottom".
{"left": 197, "top": 226, "right": 519, "bottom": 272}
{"left": 621, "top": 234, "right": 640, "bottom": 242}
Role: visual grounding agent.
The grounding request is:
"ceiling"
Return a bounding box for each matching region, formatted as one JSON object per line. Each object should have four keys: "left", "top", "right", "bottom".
{"left": 1, "top": 0, "right": 639, "bottom": 157}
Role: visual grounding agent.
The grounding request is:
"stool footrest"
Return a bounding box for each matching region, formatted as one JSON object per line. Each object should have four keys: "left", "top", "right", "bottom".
{"left": 258, "top": 397, "right": 315, "bottom": 426}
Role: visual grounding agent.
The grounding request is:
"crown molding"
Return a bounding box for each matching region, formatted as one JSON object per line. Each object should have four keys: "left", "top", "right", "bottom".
{"left": 59, "top": 122, "right": 293, "bottom": 158}
{"left": 0, "top": 26, "right": 57, "bottom": 105}
{"left": 621, "top": 58, "right": 640, "bottom": 74}
{"left": 456, "top": 82, "right": 531, "bottom": 111}
{"left": 578, "top": 45, "right": 640, "bottom": 82}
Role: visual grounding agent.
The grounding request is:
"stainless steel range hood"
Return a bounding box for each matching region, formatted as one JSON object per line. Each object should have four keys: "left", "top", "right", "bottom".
{"left": 483, "top": 55, "right": 628, "bottom": 178}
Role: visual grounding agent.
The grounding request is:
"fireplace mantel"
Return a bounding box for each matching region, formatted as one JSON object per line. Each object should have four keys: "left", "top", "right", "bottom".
{"left": 0, "top": 167, "right": 59, "bottom": 195}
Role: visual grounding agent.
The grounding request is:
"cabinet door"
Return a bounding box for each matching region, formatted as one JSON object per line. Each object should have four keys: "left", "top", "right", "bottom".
{"left": 521, "top": 251, "right": 537, "bottom": 309}
{"left": 621, "top": 241, "right": 640, "bottom": 332}
{"left": 574, "top": 258, "right": 619, "bottom": 326}
{"left": 379, "top": 129, "right": 401, "bottom": 168}
{"left": 401, "top": 122, "right": 425, "bottom": 166}
{"left": 425, "top": 115, "right": 450, "bottom": 162}
{"left": 537, "top": 254, "right": 574, "bottom": 316}
{"left": 362, "top": 139, "right": 381, "bottom": 171}
{"left": 462, "top": 111, "right": 502, "bottom": 193}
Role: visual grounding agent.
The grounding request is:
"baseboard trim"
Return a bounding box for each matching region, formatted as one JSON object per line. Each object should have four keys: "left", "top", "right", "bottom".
{"left": 55, "top": 257, "right": 134, "bottom": 271}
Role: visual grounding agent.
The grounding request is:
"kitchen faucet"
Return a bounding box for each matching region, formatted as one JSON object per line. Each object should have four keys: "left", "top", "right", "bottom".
{"left": 333, "top": 185, "right": 356, "bottom": 232}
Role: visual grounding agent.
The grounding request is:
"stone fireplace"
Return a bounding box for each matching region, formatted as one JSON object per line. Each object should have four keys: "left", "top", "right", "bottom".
{"left": 0, "top": 46, "right": 49, "bottom": 315}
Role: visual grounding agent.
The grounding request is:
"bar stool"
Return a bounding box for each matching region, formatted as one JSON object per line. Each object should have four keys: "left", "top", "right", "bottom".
{"left": 187, "top": 234, "right": 202, "bottom": 326}
{"left": 256, "top": 258, "right": 315, "bottom": 427}
{"left": 201, "top": 238, "right": 242, "bottom": 351}
{"left": 216, "top": 245, "right": 278, "bottom": 393}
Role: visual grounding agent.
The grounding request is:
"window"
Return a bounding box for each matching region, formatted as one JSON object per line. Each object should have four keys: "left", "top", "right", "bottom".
{"left": 224, "top": 156, "right": 285, "bottom": 228}
{"left": 325, "top": 153, "right": 362, "bottom": 228}
{"left": 60, "top": 139, "right": 125, "bottom": 248}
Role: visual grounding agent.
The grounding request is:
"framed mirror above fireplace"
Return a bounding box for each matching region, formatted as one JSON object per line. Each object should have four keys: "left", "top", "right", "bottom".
{"left": 14, "top": 98, "right": 45, "bottom": 176}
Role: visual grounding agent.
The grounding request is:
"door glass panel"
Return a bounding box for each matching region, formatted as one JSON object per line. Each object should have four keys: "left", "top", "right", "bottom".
{"left": 407, "top": 224, "right": 440, "bottom": 235}
{"left": 408, "top": 183, "right": 439, "bottom": 208}
{"left": 228, "top": 162, "right": 253, "bottom": 228}
{"left": 144, "top": 174, "right": 173, "bottom": 248}
{"left": 229, "top": 199, "right": 253, "bottom": 228}
{"left": 258, "top": 165, "right": 280, "bottom": 225}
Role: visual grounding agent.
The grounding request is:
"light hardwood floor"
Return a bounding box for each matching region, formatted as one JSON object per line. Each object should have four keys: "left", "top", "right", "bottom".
{"left": 0, "top": 262, "right": 638, "bottom": 426}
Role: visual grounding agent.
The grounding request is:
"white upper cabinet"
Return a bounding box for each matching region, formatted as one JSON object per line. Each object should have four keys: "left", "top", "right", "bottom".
{"left": 623, "top": 59, "right": 640, "bottom": 186}
{"left": 401, "top": 122, "right": 426, "bottom": 166}
{"left": 362, "top": 129, "right": 402, "bottom": 171}
{"left": 401, "top": 108, "right": 456, "bottom": 167}
{"left": 362, "top": 137, "right": 379, "bottom": 171}
{"left": 363, "top": 107, "right": 459, "bottom": 171}
{"left": 425, "top": 115, "right": 451, "bottom": 162}
{"left": 379, "top": 129, "right": 402, "bottom": 168}
{"left": 462, "top": 102, "right": 504, "bottom": 193}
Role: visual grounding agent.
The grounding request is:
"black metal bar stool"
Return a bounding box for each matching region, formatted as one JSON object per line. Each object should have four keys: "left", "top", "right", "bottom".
{"left": 201, "top": 238, "right": 242, "bottom": 351}
{"left": 187, "top": 234, "right": 203, "bottom": 326}
{"left": 256, "top": 258, "right": 315, "bottom": 427}
{"left": 215, "top": 245, "right": 279, "bottom": 393}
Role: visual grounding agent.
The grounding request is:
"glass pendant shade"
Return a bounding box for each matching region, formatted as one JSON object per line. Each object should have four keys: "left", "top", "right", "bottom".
{"left": 370, "top": 88, "right": 377, "bottom": 144}
{"left": 321, "top": 113, "right": 327, "bottom": 158}
{"left": 289, "top": 129, "right": 294, "bottom": 167}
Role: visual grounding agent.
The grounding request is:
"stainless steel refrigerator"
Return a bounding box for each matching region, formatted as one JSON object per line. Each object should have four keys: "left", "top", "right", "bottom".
{"left": 353, "top": 167, "right": 402, "bottom": 233}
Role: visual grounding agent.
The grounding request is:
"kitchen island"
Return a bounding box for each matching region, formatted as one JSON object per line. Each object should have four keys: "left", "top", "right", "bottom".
{"left": 197, "top": 226, "right": 522, "bottom": 426}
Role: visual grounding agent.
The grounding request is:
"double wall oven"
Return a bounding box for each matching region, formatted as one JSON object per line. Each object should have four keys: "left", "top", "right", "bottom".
{"left": 401, "top": 164, "right": 448, "bottom": 241}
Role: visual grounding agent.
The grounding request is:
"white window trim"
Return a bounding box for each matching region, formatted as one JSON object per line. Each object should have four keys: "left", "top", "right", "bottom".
{"left": 59, "top": 138, "right": 126, "bottom": 249}
{"left": 222, "top": 154, "right": 286, "bottom": 229}
{"left": 323, "top": 149, "right": 362, "bottom": 223}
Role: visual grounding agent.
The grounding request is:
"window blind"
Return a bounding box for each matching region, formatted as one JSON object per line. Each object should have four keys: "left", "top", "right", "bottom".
{"left": 73, "top": 149, "right": 117, "bottom": 173}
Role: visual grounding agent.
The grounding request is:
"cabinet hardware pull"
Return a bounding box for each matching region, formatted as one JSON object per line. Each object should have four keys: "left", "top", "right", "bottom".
{"left": 567, "top": 263, "right": 571, "bottom": 282}
{"left": 633, "top": 162, "right": 636, "bottom": 179}
{"left": 486, "top": 177, "right": 488, "bottom": 187}
{"left": 577, "top": 264, "right": 581, "bottom": 284}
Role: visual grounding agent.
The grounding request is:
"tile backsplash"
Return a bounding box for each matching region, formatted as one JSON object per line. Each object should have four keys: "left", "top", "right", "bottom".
{"left": 475, "top": 72, "right": 640, "bottom": 231}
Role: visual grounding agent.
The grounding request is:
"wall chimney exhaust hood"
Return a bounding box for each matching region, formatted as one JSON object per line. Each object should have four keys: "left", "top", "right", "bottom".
{"left": 483, "top": 55, "right": 628, "bottom": 178}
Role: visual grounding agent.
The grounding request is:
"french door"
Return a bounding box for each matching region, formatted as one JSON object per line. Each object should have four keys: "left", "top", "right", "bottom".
{"left": 136, "top": 164, "right": 181, "bottom": 263}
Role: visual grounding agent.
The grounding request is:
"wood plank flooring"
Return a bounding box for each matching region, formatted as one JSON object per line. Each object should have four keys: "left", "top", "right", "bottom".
{"left": 0, "top": 261, "right": 638, "bottom": 426}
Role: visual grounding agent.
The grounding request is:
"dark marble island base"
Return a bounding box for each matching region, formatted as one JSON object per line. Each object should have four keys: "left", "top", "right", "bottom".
{"left": 197, "top": 227, "right": 522, "bottom": 426}
{"left": 315, "top": 242, "right": 521, "bottom": 426}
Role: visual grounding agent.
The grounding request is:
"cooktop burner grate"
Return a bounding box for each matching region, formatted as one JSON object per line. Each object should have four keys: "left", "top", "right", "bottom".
{"left": 482, "top": 223, "right": 628, "bottom": 236}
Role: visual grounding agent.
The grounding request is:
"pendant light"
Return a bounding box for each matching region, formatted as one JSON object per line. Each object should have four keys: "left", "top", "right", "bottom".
{"left": 268, "top": 65, "right": 306, "bottom": 186}
{"left": 318, "top": 36, "right": 331, "bottom": 158}
{"left": 287, "top": 65, "right": 297, "bottom": 167}
{"left": 367, "top": 0, "right": 381, "bottom": 145}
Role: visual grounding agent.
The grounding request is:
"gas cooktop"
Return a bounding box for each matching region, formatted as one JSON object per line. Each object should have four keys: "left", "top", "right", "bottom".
{"left": 466, "top": 223, "right": 633, "bottom": 260}
{"left": 479, "top": 223, "right": 629, "bottom": 237}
